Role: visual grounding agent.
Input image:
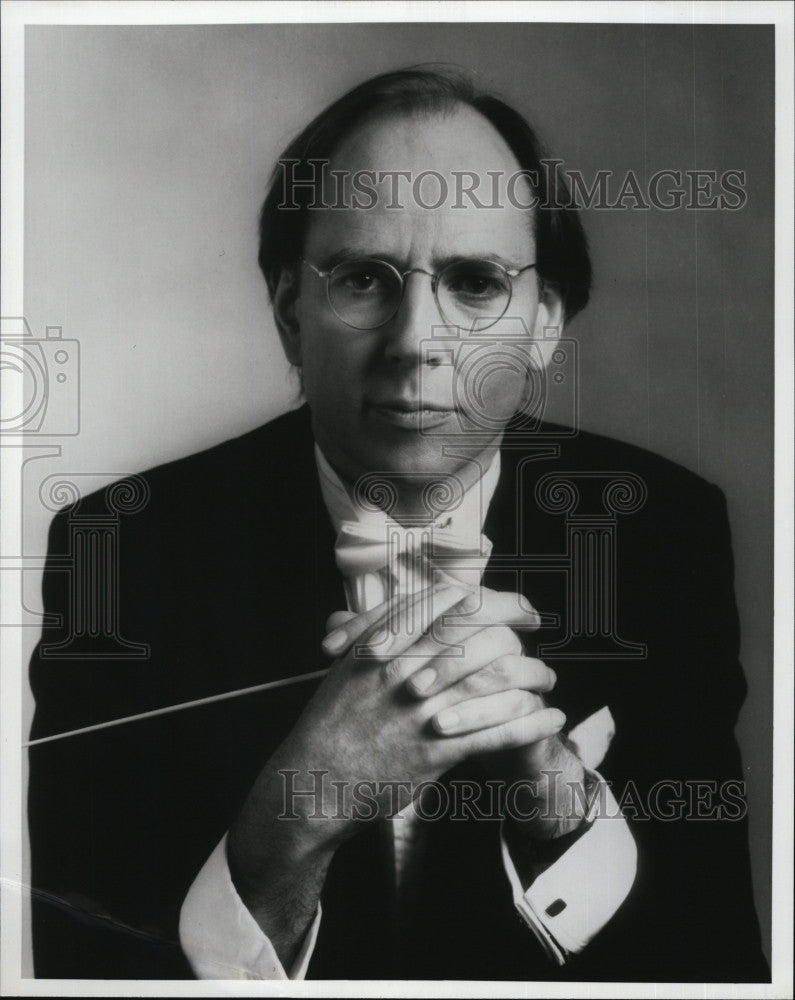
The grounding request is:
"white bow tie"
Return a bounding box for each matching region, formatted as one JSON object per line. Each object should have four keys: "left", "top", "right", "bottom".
{"left": 334, "top": 518, "right": 493, "bottom": 607}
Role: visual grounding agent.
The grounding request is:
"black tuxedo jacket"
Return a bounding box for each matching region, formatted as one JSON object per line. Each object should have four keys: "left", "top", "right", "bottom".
{"left": 29, "top": 404, "right": 769, "bottom": 981}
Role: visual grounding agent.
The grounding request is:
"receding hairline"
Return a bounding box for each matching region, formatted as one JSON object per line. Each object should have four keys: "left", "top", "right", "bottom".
{"left": 301, "top": 104, "right": 538, "bottom": 247}
{"left": 258, "top": 67, "right": 593, "bottom": 321}
{"left": 320, "top": 100, "right": 522, "bottom": 171}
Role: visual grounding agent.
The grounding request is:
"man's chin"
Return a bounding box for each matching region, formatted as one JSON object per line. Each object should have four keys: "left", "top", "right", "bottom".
{"left": 349, "top": 435, "right": 494, "bottom": 490}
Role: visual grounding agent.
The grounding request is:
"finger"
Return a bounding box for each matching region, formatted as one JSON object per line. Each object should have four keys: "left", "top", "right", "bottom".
{"left": 455, "top": 707, "right": 567, "bottom": 754}
{"left": 404, "top": 626, "right": 524, "bottom": 696}
{"left": 326, "top": 610, "right": 358, "bottom": 633}
{"left": 416, "top": 654, "right": 556, "bottom": 703}
{"left": 401, "top": 591, "right": 530, "bottom": 679}
{"left": 470, "top": 587, "right": 541, "bottom": 629}
{"left": 322, "top": 588, "right": 430, "bottom": 657}
{"left": 431, "top": 689, "right": 545, "bottom": 736}
{"left": 322, "top": 584, "right": 467, "bottom": 659}
{"left": 358, "top": 585, "right": 475, "bottom": 664}
{"left": 433, "top": 577, "right": 541, "bottom": 631}
{"left": 323, "top": 584, "right": 539, "bottom": 659}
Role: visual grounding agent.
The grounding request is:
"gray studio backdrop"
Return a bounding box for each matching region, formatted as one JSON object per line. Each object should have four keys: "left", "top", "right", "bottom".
{"left": 22, "top": 22, "right": 774, "bottom": 971}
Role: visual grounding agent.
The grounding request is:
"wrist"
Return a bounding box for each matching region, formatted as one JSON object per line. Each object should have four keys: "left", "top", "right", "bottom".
{"left": 503, "top": 806, "right": 592, "bottom": 888}
{"left": 227, "top": 802, "right": 337, "bottom": 909}
{"left": 509, "top": 754, "right": 592, "bottom": 841}
{"left": 227, "top": 758, "right": 341, "bottom": 901}
{"left": 226, "top": 787, "right": 334, "bottom": 969}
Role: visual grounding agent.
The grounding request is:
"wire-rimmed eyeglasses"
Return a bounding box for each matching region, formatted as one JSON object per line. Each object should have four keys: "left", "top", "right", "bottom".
{"left": 303, "top": 257, "right": 537, "bottom": 331}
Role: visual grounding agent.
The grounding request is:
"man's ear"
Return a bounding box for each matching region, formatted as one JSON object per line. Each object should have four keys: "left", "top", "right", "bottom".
{"left": 272, "top": 267, "right": 303, "bottom": 367}
{"left": 531, "top": 282, "right": 565, "bottom": 369}
{"left": 532, "top": 281, "right": 565, "bottom": 341}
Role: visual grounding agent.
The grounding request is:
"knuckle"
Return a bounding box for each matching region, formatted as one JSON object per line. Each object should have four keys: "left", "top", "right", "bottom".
{"left": 463, "top": 668, "right": 490, "bottom": 695}
{"left": 519, "top": 689, "right": 543, "bottom": 715}
{"left": 427, "top": 618, "right": 452, "bottom": 645}
{"left": 512, "top": 689, "right": 533, "bottom": 713}
{"left": 382, "top": 656, "right": 407, "bottom": 684}
{"left": 440, "top": 592, "right": 478, "bottom": 628}
{"left": 416, "top": 737, "right": 435, "bottom": 768}
{"left": 489, "top": 653, "right": 519, "bottom": 687}
{"left": 360, "top": 631, "right": 392, "bottom": 661}
{"left": 530, "top": 691, "right": 545, "bottom": 711}
{"left": 460, "top": 587, "right": 483, "bottom": 613}
{"left": 365, "top": 647, "right": 390, "bottom": 667}
{"left": 490, "top": 718, "right": 520, "bottom": 748}
{"left": 528, "top": 690, "right": 546, "bottom": 713}
{"left": 448, "top": 587, "right": 477, "bottom": 616}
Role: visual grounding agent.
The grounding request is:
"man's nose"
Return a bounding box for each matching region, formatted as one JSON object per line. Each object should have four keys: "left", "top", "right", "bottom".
{"left": 382, "top": 272, "right": 443, "bottom": 366}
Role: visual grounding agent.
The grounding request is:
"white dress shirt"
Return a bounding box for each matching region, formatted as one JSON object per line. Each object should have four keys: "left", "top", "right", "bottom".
{"left": 179, "top": 446, "right": 637, "bottom": 978}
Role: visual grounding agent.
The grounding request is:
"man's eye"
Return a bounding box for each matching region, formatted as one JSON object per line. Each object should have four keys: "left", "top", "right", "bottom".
{"left": 448, "top": 275, "right": 503, "bottom": 299}
{"left": 334, "top": 266, "right": 392, "bottom": 295}
{"left": 343, "top": 271, "right": 379, "bottom": 292}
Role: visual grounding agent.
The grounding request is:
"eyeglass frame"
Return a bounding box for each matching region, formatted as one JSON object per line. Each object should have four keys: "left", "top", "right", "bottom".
{"left": 301, "top": 257, "right": 538, "bottom": 331}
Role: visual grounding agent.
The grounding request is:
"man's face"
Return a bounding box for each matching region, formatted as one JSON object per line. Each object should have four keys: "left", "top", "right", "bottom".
{"left": 275, "top": 106, "right": 563, "bottom": 489}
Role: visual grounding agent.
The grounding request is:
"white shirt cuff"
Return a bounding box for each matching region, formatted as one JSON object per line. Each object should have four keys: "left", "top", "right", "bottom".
{"left": 500, "top": 771, "right": 637, "bottom": 965}
{"left": 179, "top": 834, "right": 321, "bottom": 980}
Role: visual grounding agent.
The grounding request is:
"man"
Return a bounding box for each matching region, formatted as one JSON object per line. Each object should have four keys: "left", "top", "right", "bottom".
{"left": 28, "top": 68, "right": 768, "bottom": 981}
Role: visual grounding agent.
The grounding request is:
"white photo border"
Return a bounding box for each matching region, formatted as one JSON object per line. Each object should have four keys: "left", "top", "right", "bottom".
{"left": 2, "top": 2, "right": 792, "bottom": 997}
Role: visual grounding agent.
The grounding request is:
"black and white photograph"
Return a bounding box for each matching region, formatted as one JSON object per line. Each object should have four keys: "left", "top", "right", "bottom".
{"left": 1, "top": 2, "right": 792, "bottom": 995}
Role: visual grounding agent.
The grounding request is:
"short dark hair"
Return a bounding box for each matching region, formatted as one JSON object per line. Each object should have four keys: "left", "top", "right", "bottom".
{"left": 258, "top": 66, "right": 592, "bottom": 322}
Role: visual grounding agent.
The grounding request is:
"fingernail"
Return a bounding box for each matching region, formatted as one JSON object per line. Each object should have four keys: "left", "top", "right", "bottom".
{"left": 410, "top": 667, "right": 436, "bottom": 693}
{"left": 323, "top": 630, "right": 347, "bottom": 655}
{"left": 550, "top": 709, "right": 566, "bottom": 729}
{"left": 435, "top": 708, "right": 460, "bottom": 731}
{"left": 547, "top": 668, "right": 557, "bottom": 686}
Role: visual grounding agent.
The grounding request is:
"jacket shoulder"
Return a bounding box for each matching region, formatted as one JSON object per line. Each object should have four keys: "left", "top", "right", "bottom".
{"left": 47, "top": 405, "right": 312, "bottom": 530}
{"left": 544, "top": 424, "right": 726, "bottom": 512}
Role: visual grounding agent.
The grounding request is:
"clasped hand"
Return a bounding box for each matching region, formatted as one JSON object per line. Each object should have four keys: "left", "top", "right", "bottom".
{"left": 227, "top": 582, "right": 587, "bottom": 934}
{"left": 270, "top": 581, "right": 583, "bottom": 845}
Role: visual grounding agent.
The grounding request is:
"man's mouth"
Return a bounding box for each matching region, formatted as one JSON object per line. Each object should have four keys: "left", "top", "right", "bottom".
{"left": 368, "top": 398, "right": 456, "bottom": 429}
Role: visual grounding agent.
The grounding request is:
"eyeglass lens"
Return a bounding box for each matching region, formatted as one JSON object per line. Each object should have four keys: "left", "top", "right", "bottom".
{"left": 326, "top": 259, "right": 513, "bottom": 330}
